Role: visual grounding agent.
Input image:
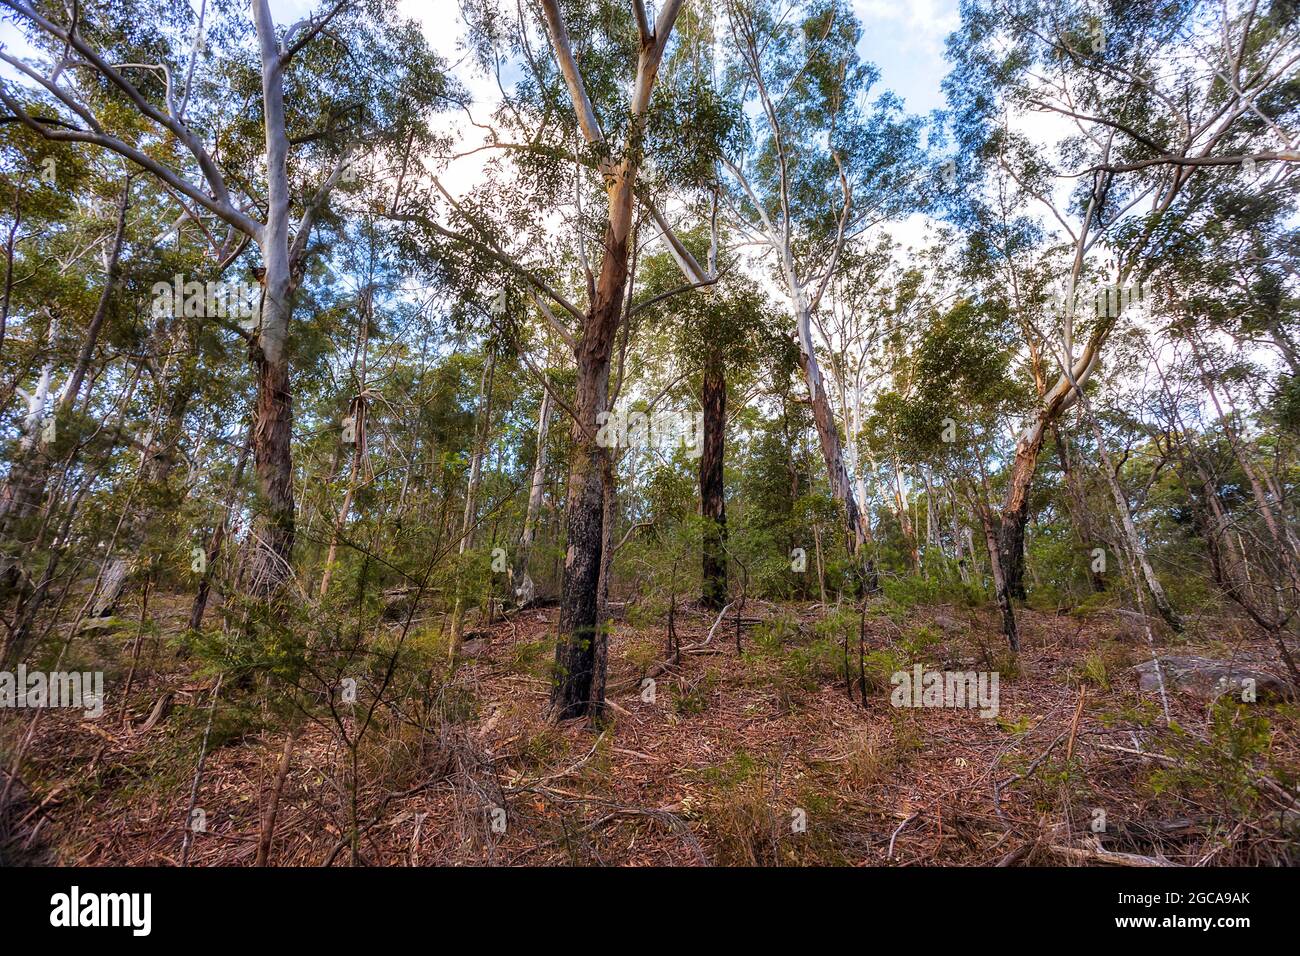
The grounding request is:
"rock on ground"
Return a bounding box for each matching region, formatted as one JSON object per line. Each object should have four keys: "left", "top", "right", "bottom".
{"left": 1134, "top": 655, "right": 1293, "bottom": 702}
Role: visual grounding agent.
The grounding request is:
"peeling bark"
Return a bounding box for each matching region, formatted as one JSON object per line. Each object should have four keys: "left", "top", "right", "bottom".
{"left": 795, "top": 309, "right": 877, "bottom": 593}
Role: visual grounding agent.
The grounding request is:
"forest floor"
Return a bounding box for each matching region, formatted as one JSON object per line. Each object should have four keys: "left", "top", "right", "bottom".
{"left": 4, "top": 586, "right": 1299, "bottom": 866}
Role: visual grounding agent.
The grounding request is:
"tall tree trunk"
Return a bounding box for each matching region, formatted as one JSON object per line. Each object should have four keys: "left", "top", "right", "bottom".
{"left": 551, "top": 206, "right": 628, "bottom": 721}
{"left": 246, "top": 349, "right": 295, "bottom": 596}
{"left": 997, "top": 332, "right": 1107, "bottom": 600}
{"left": 791, "top": 296, "right": 876, "bottom": 593}
{"left": 512, "top": 386, "right": 552, "bottom": 606}
{"left": 832, "top": 360, "right": 879, "bottom": 579}
{"left": 978, "top": 503, "right": 1018, "bottom": 652}
{"left": 591, "top": 454, "right": 616, "bottom": 713}
{"left": 0, "top": 359, "right": 53, "bottom": 551}
{"left": 996, "top": 439, "right": 1036, "bottom": 603}
{"left": 245, "top": 0, "right": 298, "bottom": 601}
{"left": 543, "top": 0, "right": 684, "bottom": 721}
{"left": 699, "top": 354, "right": 727, "bottom": 610}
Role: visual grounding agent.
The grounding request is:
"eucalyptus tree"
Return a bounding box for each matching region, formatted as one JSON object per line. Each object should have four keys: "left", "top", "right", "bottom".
{"left": 0, "top": 115, "right": 254, "bottom": 651}
{"left": 1135, "top": 140, "right": 1300, "bottom": 665}
{"left": 820, "top": 239, "right": 960, "bottom": 574}
{"left": 84, "top": 160, "right": 264, "bottom": 619}
{"left": 956, "top": 163, "right": 1115, "bottom": 594}
{"left": 868, "top": 296, "right": 1022, "bottom": 645}
{"left": 0, "top": 0, "right": 445, "bottom": 602}
{"left": 413, "top": 0, "right": 729, "bottom": 720}
{"left": 1148, "top": 333, "right": 1300, "bottom": 681}
{"left": 1148, "top": 157, "right": 1300, "bottom": 608}
{"left": 637, "top": 236, "right": 766, "bottom": 609}
{"left": 813, "top": 237, "right": 896, "bottom": 565}
{"left": 718, "top": 0, "right": 924, "bottom": 592}
{"left": 0, "top": 147, "right": 139, "bottom": 659}
{"left": 0, "top": 163, "right": 128, "bottom": 547}
{"left": 945, "top": 0, "right": 1300, "bottom": 615}
{"left": 535, "top": 0, "right": 716, "bottom": 719}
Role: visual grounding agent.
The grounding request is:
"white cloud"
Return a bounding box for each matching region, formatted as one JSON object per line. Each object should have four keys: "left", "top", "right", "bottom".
{"left": 853, "top": 0, "right": 961, "bottom": 113}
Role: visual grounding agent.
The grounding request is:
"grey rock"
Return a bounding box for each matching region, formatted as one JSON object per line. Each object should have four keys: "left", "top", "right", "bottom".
{"left": 381, "top": 587, "right": 417, "bottom": 621}
{"left": 933, "top": 613, "right": 965, "bottom": 635}
{"left": 1134, "top": 655, "right": 1293, "bottom": 702}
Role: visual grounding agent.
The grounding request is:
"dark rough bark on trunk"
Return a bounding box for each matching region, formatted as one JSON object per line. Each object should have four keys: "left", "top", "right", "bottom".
{"left": 551, "top": 435, "right": 609, "bottom": 720}
{"left": 591, "top": 455, "right": 615, "bottom": 715}
{"left": 980, "top": 507, "right": 1019, "bottom": 652}
{"left": 997, "top": 426, "right": 1044, "bottom": 602}
{"left": 247, "top": 0, "right": 298, "bottom": 606}
{"left": 540, "top": 0, "right": 683, "bottom": 721}
{"left": 997, "top": 510, "right": 1029, "bottom": 603}
{"left": 247, "top": 352, "right": 295, "bottom": 597}
{"left": 996, "top": 338, "right": 1106, "bottom": 602}
{"left": 550, "top": 211, "right": 628, "bottom": 722}
{"left": 700, "top": 357, "right": 727, "bottom": 610}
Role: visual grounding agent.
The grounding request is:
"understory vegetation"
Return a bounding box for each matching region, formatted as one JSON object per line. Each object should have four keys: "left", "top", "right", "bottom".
{"left": 0, "top": 0, "right": 1298, "bottom": 866}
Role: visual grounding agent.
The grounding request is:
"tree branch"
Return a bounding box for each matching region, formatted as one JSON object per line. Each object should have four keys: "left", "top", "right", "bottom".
{"left": 538, "top": 0, "right": 607, "bottom": 156}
